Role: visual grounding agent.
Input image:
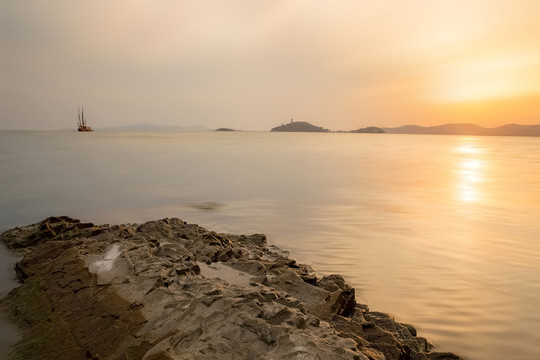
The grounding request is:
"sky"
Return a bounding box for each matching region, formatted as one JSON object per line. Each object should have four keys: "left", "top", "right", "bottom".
{"left": 2, "top": 0, "right": 540, "bottom": 131}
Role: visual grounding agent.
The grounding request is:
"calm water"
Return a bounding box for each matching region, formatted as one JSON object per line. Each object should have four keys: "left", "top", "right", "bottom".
{"left": 1, "top": 131, "right": 539, "bottom": 360}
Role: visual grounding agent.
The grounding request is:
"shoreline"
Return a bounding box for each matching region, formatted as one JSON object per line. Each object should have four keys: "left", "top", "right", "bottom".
{"left": 1, "top": 216, "right": 463, "bottom": 359}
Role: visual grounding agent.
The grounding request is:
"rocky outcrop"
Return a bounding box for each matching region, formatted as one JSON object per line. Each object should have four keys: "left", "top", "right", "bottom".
{"left": 0, "top": 216, "right": 463, "bottom": 360}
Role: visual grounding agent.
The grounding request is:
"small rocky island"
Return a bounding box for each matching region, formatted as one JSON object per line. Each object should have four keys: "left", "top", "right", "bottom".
{"left": 350, "top": 127, "right": 385, "bottom": 134}
{"left": 1, "top": 217, "right": 461, "bottom": 360}
{"left": 271, "top": 120, "right": 330, "bottom": 132}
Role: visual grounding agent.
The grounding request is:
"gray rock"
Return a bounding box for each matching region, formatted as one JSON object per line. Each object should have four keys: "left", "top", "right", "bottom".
{"left": 0, "top": 217, "right": 463, "bottom": 360}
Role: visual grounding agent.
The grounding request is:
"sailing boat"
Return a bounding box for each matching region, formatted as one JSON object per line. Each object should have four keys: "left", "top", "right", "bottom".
{"left": 77, "top": 106, "right": 93, "bottom": 132}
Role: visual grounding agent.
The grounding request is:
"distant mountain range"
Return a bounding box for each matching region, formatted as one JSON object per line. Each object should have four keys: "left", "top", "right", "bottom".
{"left": 383, "top": 123, "right": 540, "bottom": 136}
{"left": 99, "top": 123, "right": 209, "bottom": 132}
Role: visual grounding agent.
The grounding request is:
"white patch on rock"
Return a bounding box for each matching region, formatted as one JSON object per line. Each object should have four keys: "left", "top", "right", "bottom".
{"left": 88, "top": 244, "right": 121, "bottom": 274}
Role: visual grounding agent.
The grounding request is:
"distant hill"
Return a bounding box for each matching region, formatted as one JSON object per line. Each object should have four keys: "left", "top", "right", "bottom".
{"left": 491, "top": 124, "right": 540, "bottom": 136}
{"left": 384, "top": 123, "right": 540, "bottom": 136}
{"left": 271, "top": 121, "right": 329, "bottom": 132}
{"left": 100, "top": 123, "right": 209, "bottom": 131}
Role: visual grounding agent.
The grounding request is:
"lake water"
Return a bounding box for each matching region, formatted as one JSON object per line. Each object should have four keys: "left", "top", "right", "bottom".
{"left": 1, "top": 131, "right": 539, "bottom": 360}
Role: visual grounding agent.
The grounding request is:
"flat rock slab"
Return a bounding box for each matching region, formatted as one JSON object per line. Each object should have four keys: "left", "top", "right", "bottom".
{"left": 0, "top": 216, "right": 463, "bottom": 360}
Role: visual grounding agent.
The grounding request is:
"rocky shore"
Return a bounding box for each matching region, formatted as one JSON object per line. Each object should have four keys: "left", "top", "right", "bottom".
{"left": 0, "top": 216, "right": 463, "bottom": 360}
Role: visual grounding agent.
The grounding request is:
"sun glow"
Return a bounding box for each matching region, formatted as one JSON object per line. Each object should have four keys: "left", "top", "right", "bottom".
{"left": 428, "top": 55, "right": 540, "bottom": 104}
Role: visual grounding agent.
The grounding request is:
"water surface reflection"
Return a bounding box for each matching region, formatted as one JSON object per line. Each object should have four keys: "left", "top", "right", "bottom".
{"left": 1, "top": 132, "right": 540, "bottom": 360}
{"left": 454, "top": 139, "right": 486, "bottom": 203}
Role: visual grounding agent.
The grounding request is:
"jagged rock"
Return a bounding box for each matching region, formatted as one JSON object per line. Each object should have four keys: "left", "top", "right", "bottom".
{"left": 0, "top": 217, "right": 463, "bottom": 360}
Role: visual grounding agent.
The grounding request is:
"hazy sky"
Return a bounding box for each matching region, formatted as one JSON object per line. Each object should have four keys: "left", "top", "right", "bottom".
{"left": 2, "top": 0, "right": 540, "bottom": 130}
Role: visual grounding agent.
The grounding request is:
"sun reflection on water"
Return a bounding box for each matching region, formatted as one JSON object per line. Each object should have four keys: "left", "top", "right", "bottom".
{"left": 454, "top": 140, "right": 486, "bottom": 203}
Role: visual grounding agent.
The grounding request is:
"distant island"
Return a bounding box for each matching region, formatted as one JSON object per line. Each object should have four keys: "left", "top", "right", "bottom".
{"left": 271, "top": 120, "right": 330, "bottom": 132}
{"left": 384, "top": 123, "right": 540, "bottom": 136}
{"left": 350, "top": 126, "right": 385, "bottom": 133}
{"left": 271, "top": 120, "right": 384, "bottom": 133}
{"left": 215, "top": 128, "right": 237, "bottom": 132}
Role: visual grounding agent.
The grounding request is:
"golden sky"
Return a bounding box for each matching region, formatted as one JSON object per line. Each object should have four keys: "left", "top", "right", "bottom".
{"left": 1, "top": 0, "right": 540, "bottom": 130}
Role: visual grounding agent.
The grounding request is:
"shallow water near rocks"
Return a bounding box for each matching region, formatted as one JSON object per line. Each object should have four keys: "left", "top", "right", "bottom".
{"left": 1, "top": 131, "right": 539, "bottom": 360}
